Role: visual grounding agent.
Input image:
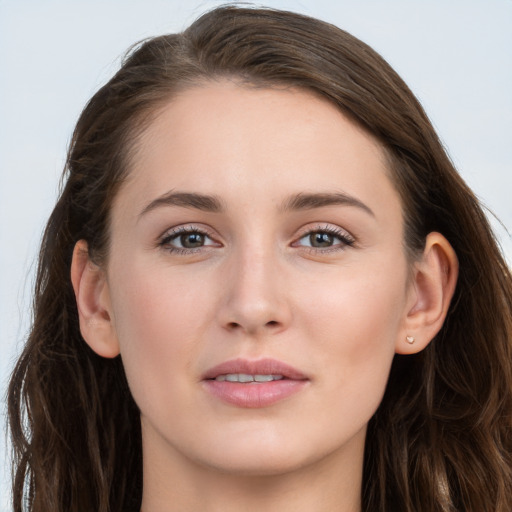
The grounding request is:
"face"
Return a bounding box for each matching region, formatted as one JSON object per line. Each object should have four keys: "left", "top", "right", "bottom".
{"left": 103, "top": 83, "right": 414, "bottom": 477}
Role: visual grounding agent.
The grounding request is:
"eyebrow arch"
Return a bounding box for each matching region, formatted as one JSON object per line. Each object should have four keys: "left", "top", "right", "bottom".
{"left": 139, "top": 191, "right": 224, "bottom": 218}
{"left": 281, "top": 192, "right": 375, "bottom": 217}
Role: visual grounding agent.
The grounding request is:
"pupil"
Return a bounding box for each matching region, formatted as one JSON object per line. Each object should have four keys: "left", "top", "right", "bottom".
{"left": 311, "top": 232, "right": 333, "bottom": 247}
{"left": 181, "top": 233, "right": 204, "bottom": 248}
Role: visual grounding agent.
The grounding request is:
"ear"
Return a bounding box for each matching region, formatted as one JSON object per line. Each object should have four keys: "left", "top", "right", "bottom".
{"left": 70, "top": 240, "right": 120, "bottom": 358}
{"left": 396, "top": 232, "right": 459, "bottom": 355}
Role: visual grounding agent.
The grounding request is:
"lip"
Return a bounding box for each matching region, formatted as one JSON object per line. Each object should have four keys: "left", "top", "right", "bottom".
{"left": 202, "top": 357, "right": 308, "bottom": 381}
{"left": 202, "top": 358, "right": 309, "bottom": 408}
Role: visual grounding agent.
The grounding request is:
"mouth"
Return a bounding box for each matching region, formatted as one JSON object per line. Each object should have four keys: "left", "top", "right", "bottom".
{"left": 212, "top": 373, "right": 285, "bottom": 382}
{"left": 202, "top": 357, "right": 307, "bottom": 381}
{"left": 202, "top": 358, "right": 308, "bottom": 408}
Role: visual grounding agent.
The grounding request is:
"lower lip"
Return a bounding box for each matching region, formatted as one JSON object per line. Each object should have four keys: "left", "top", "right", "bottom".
{"left": 202, "top": 379, "right": 307, "bottom": 408}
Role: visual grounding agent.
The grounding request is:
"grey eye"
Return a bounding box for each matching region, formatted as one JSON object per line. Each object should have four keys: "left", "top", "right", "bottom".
{"left": 178, "top": 232, "right": 206, "bottom": 248}
{"left": 295, "top": 227, "right": 354, "bottom": 251}
{"left": 299, "top": 231, "right": 339, "bottom": 248}
{"left": 309, "top": 232, "right": 335, "bottom": 247}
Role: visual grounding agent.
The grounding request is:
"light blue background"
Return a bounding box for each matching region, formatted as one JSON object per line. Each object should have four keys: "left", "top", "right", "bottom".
{"left": 1, "top": 1, "right": 511, "bottom": 509}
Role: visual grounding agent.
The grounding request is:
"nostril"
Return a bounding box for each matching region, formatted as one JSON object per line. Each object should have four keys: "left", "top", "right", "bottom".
{"left": 266, "top": 320, "right": 279, "bottom": 327}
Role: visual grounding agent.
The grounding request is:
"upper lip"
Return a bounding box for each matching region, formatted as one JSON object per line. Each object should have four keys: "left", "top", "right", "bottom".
{"left": 202, "top": 358, "right": 308, "bottom": 381}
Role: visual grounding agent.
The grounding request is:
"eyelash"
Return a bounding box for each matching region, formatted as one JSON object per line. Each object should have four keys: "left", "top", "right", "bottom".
{"left": 158, "top": 224, "right": 355, "bottom": 255}
{"left": 159, "top": 226, "right": 219, "bottom": 255}
{"left": 293, "top": 225, "right": 355, "bottom": 253}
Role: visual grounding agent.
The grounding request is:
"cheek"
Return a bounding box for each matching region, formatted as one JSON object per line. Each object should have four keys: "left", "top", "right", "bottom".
{"left": 298, "top": 255, "right": 407, "bottom": 336}
{"left": 107, "top": 261, "right": 218, "bottom": 409}
{"left": 109, "top": 257, "right": 217, "bottom": 341}
{"left": 295, "top": 256, "right": 407, "bottom": 397}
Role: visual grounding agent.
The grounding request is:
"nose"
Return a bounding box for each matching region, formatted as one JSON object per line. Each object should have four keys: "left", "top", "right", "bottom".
{"left": 218, "top": 247, "right": 292, "bottom": 336}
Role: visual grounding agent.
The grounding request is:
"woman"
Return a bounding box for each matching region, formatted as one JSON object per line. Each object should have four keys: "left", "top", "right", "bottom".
{"left": 7, "top": 6, "right": 512, "bottom": 512}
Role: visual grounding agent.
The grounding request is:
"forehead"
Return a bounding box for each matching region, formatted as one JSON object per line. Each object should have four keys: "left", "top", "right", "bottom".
{"left": 114, "top": 82, "right": 401, "bottom": 225}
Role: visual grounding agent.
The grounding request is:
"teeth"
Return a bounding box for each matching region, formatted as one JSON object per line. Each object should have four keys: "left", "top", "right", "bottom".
{"left": 215, "top": 374, "right": 284, "bottom": 382}
{"left": 254, "top": 374, "right": 276, "bottom": 382}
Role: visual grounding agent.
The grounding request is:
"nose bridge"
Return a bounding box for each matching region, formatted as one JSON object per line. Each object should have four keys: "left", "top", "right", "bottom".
{"left": 221, "top": 240, "right": 289, "bottom": 334}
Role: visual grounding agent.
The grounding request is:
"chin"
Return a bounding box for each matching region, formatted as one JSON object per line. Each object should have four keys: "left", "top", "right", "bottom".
{"left": 186, "top": 430, "right": 339, "bottom": 478}
{"left": 200, "top": 450, "right": 314, "bottom": 477}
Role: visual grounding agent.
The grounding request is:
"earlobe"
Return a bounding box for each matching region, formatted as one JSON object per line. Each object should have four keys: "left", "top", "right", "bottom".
{"left": 396, "top": 232, "right": 459, "bottom": 355}
{"left": 70, "top": 240, "right": 120, "bottom": 358}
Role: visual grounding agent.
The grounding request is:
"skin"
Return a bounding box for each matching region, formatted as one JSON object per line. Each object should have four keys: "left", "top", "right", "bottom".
{"left": 72, "top": 82, "right": 458, "bottom": 512}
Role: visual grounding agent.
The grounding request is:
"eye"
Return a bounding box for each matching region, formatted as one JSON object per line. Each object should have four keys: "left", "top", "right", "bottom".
{"left": 294, "top": 226, "right": 355, "bottom": 251}
{"left": 160, "top": 226, "right": 219, "bottom": 253}
{"left": 173, "top": 232, "right": 207, "bottom": 249}
{"left": 304, "top": 232, "right": 337, "bottom": 248}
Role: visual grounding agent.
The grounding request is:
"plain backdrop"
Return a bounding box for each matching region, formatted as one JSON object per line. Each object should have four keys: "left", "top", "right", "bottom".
{"left": 1, "top": 0, "right": 511, "bottom": 509}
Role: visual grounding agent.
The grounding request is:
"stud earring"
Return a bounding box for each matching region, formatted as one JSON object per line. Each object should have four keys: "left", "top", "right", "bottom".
{"left": 406, "top": 335, "right": 415, "bottom": 344}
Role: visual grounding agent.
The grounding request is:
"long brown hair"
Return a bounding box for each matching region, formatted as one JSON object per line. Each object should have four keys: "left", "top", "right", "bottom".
{"left": 8, "top": 6, "right": 512, "bottom": 511}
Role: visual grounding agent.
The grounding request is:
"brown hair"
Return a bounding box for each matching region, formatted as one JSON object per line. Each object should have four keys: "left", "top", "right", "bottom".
{"left": 8, "top": 6, "right": 512, "bottom": 512}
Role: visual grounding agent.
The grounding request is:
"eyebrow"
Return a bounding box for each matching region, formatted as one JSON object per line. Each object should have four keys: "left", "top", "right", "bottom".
{"left": 281, "top": 192, "right": 374, "bottom": 217}
{"left": 139, "top": 191, "right": 224, "bottom": 218}
{"left": 138, "top": 190, "right": 374, "bottom": 218}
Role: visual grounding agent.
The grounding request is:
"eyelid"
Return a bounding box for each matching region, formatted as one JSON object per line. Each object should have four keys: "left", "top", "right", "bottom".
{"left": 158, "top": 224, "right": 222, "bottom": 252}
{"left": 291, "top": 223, "right": 356, "bottom": 250}
{"left": 156, "top": 222, "right": 355, "bottom": 255}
